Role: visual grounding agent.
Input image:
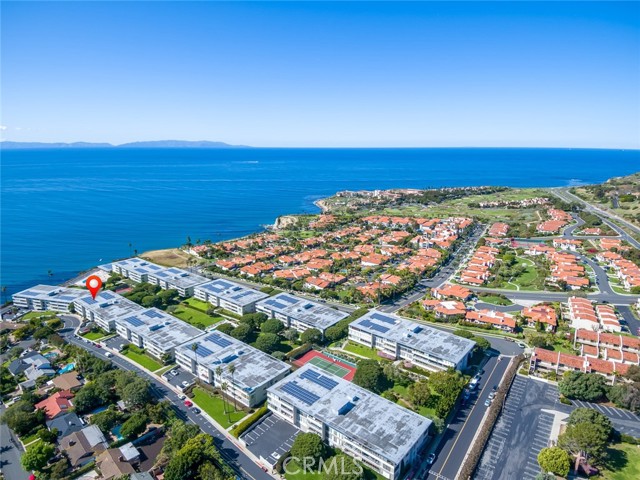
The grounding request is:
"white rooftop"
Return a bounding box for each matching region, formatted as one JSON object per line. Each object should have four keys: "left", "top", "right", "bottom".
{"left": 257, "top": 293, "right": 349, "bottom": 331}
{"left": 196, "top": 278, "right": 269, "bottom": 306}
{"left": 13, "top": 285, "right": 87, "bottom": 304}
{"left": 74, "top": 291, "right": 143, "bottom": 320}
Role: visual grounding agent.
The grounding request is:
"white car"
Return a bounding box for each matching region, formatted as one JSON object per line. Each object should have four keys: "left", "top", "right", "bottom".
{"left": 178, "top": 394, "right": 186, "bottom": 400}
{"left": 105, "top": 352, "right": 113, "bottom": 358}
{"left": 181, "top": 380, "right": 190, "bottom": 387}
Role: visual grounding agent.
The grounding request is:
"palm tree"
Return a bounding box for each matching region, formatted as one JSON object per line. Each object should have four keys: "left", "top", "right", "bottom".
{"left": 215, "top": 366, "right": 226, "bottom": 413}
{"left": 228, "top": 363, "right": 237, "bottom": 412}
{"left": 128, "top": 242, "right": 133, "bottom": 256}
{"left": 191, "top": 342, "right": 199, "bottom": 375}
{"left": 221, "top": 382, "right": 231, "bottom": 422}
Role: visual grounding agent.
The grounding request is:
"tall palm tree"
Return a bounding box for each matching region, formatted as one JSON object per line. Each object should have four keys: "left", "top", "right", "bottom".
{"left": 221, "top": 382, "right": 230, "bottom": 422}
{"left": 191, "top": 342, "right": 199, "bottom": 376}
{"left": 228, "top": 363, "right": 237, "bottom": 412}
{"left": 215, "top": 366, "right": 226, "bottom": 413}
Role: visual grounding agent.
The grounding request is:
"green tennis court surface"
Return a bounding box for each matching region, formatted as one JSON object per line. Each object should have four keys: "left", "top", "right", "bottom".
{"left": 308, "top": 356, "right": 350, "bottom": 377}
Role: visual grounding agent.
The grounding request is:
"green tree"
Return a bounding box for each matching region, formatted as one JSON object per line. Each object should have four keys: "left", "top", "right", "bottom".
{"left": 290, "top": 432, "right": 326, "bottom": 463}
{"left": 557, "top": 422, "right": 609, "bottom": 464}
{"left": 37, "top": 426, "right": 59, "bottom": 443}
{"left": 21, "top": 441, "right": 55, "bottom": 472}
{"left": 74, "top": 383, "right": 107, "bottom": 414}
{"left": 121, "top": 378, "right": 152, "bottom": 409}
{"left": 49, "top": 458, "right": 69, "bottom": 479}
{"left": 230, "top": 324, "right": 252, "bottom": 342}
{"left": 408, "top": 381, "right": 432, "bottom": 407}
{"left": 120, "top": 412, "right": 148, "bottom": 439}
{"left": 567, "top": 408, "right": 613, "bottom": 440}
{"left": 240, "top": 312, "right": 268, "bottom": 330}
{"left": 91, "top": 408, "right": 122, "bottom": 432}
{"left": 216, "top": 323, "right": 235, "bottom": 335}
{"left": 558, "top": 371, "right": 608, "bottom": 402}
{"left": 353, "top": 360, "right": 385, "bottom": 393}
{"left": 537, "top": 447, "right": 570, "bottom": 477}
{"left": 300, "top": 328, "right": 323, "bottom": 345}
{"left": 141, "top": 295, "right": 161, "bottom": 308}
{"left": 322, "top": 454, "right": 364, "bottom": 480}
{"left": 261, "top": 319, "right": 284, "bottom": 334}
{"left": 255, "top": 333, "right": 280, "bottom": 353}
{"left": 1, "top": 400, "right": 45, "bottom": 436}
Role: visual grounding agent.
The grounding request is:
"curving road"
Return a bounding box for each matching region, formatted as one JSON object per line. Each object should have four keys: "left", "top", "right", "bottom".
{"left": 59, "top": 315, "right": 270, "bottom": 480}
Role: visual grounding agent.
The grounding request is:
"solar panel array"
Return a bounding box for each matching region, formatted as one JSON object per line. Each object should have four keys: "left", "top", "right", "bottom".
{"left": 300, "top": 369, "right": 338, "bottom": 390}
{"left": 195, "top": 344, "right": 214, "bottom": 357}
{"left": 143, "top": 310, "right": 164, "bottom": 319}
{"left": 281, "top": 381, "right": 320, "bottom": 405}
{"left": 371, "top": 313, "right": 396, "bottom": 324}
{"left": 125, "top": 316, "right": 144, "bottom": 327}
{"left": 217, "top": 280, "right": 233, "bottom": 288}
{"left": 82, "top": 297, "right": 97, "bottom": 305}
{"left": 57, "top": 296, "right": 77, "bottom": 301}
{"left": 265, "top": 299, "right": 287, "bottom": 310}
{"left": 101, "top": 292, "right": 115, "bottom": 300}
{"left": 359, "top": 319, "right": 390, "bottom": 333}
{"left": 232, "top": 291, "right": 253, "bottom": 300}
{"left": 279, "top": 295, "right": 299, "bottom": 305}
{"left": 205, "top": 333, "right": 232, "bottom": 348}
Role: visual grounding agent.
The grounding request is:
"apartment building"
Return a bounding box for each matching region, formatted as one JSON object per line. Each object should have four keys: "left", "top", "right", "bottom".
{"left": 110, "top": 258, "right": 165, "bottom": 283}
{"left": 530, "top": 347, "right": 631, "bottom": 384}
{"left": 348, "top": 310, "right": 475, "bottom": 371}
{"left": 465, "top": 309, "right": 516, "bottom": 333}
{"left": 194, "top": 279, "right": 269, "bottom": 315}
{"left": 175, "top": 331, "right": 289, "bottom": 407}
{"left": 13, "top": 285, "right": 86, "bottom": 312}
{"left": 567, "top": 297, "right": 621, "bottom": 332}
{"left": 114, "top": 308, "right": 203, "bottom": 359}
{"left": 256, "top": 293, "right": 349, "bottom": 334}
{"left": 147, "top": 267, "right": 209, "bottom": 297}
{"left": 267, "top": 364, "right": 430, "bottom": 480}
{"left": 73, "top": 291, "right": 144, "bottom": 332}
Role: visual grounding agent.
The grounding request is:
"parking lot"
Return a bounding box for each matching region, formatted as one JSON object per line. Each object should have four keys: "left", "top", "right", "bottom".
{"left": 103, "top": 335, "right": 128, "bottom": 352}
{"left": 241, "top": 413, "right": 299, "bottom": 467}
{"left": 162, "top": 367, "right": 196, "bottom": 390}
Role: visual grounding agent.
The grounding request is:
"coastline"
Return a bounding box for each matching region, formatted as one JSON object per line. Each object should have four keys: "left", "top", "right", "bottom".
{"left": 314, "top": 197, "right": 330, "bottom": 213}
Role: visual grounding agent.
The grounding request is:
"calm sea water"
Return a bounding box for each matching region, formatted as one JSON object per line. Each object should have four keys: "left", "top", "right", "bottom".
{"left": 1, "top": 147, "right": 638, "bottom": 296}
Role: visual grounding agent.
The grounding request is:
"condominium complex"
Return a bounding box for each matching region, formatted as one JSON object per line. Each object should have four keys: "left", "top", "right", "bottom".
{"left": 109, "top": 258, "right": 208, "bottom": 296}
{"left": 348, "top": 310, "right": 475, "bottom": 371}
{"left": 267, "top": 364, "right": 431, "bottom": 480}
{"left": 175, "top": 331, "right": 289, "bottom": 407}
{"left": 567, "top": 297, "right": 621, "bottom": 333}
{"left": 13, "top": 285, "right": 87, "bottom": 312}
{"left": 73, "top": 291, "right": 144, "bottom": 332}
{"left": 114, "top": 308, "right": 203, "bottom": 359}
{"left": 256, "top": 293, "right": 349, "bottom": 334}
{"left": 110, "top": 258, "right": 165, "bottom": 283}
{"left": 194, "top": 279, "right": 269, "bottom": 315}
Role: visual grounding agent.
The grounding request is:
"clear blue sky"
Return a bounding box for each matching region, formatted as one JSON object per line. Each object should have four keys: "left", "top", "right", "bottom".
{"left": 2, "top": 1, "right": 639, "bottom": 148}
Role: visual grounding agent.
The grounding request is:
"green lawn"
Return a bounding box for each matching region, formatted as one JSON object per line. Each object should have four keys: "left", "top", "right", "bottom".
{"left": 192, "top": 387, "right": 247, "bottom": 428}
{"left": 173, "top": 304, "right": 223, "bottom": 328}
{"left": 183, "top": 297, "right": 212, "bottom": 310}
{"left": 21, "top": 311, "right": 58, "bottom": 321}
{"left": 81, "top": 330, "right": 107, "bottom": 341}
{"left": 597, "top": 442, "right": 640, "bottom": 480}
{"left": 343, "top": 342, "right": 384, "bottom": 360}
{"left": 123, "top": 346, "right": 163, "bottom": 371}
{"left": 155, "top": 365, "right": 175, "bottom": 376}
{"left": 477, "top": 295, "right": 513, "bottom": 306}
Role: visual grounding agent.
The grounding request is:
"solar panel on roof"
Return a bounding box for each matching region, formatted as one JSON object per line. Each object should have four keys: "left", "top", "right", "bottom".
{"left": 232, "top": 291, "right": 253, "bottom": 300}
{"left": 300, "top": 369, "right": 338, "bottom": 390}
{"left": 360, "top": 319, "right": 389, "bottom": 333}
{"left": 281, "top": 382, "right": 320, "bottom": 405}
{"left": 101, "top": 292, "right": 115, "bottom": 300}
{"left": 195, "top": 345, "right": 214, "bottom": 357}
{"left": 205, "top": 333, "right": 232, "bottom": 348}
{"left": 125, "top": 316, "right": 144, "bottom": 327}
{"left": 143, "top": 310, "right": 164, "bottom": 319}
{"left": 56, "top": 296, "right": 77, "bottom": 301}
{"left": 82, "top": 297, "right": 97, "bottom": 305}
{"left": 266, "top": 299, "right": 287, "bottom": 309}
{"left": 279, "top": 295, "right": 299, "bottom": 305}
{"left": 216, "top": 280, "right": 233, "bottom": 288}
{"left": 370, "top": 313, "right": 396, "bottom": 324}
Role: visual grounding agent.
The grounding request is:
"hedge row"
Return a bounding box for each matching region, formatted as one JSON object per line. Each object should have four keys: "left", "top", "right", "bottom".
{"left": 62, "top": 460, "right": 96, "bottom": 480}
{"left": 458, "top": 354, "right": 524, "bottom": 480}
{"left": 285, "top": 343, "right": 312, "bottom": 360}
{"left": 231, "top": 405, "right": 269, "bottom": 438}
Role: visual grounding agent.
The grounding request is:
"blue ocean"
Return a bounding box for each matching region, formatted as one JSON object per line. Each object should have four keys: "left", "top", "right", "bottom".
{"left": 1, "top": 147, "right": 638, "bottom": 296}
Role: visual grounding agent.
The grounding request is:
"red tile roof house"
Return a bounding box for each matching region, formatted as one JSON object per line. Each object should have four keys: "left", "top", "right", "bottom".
{"left": 432, "top": 284, "right": 472, "bottom": 301}
{"left": 488, "top": 222, "right": 510, "bottom": 237}
{"left": 521, "top": 304, "right": 557, "bottom": 332}
{"left": 379, "top": 274, "right": 403, "bottom": 286}
{"left": 304, "top": 277, "right": 332, "bottom": 290}
{"left": 529, "top": 348, "right": 628, "bottom": 384}
{"left": 422, "top": 299, "right": 467, "bottom": 318}
{"left": 465, "top": 309, "right": 516, "bottom": 332}
{"left": 35, "top": 389, "right": 75, "bottom": 420}
{"left": 573, "top": 329, "right": 640, "bottom": 356}
{"left": 360, "top": 254, "right": 388, "bottom": 267}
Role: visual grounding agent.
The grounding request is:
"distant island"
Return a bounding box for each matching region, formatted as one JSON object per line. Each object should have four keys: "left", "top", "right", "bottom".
{"left": 0, "top": 140, "right": 251, "bottom": 149}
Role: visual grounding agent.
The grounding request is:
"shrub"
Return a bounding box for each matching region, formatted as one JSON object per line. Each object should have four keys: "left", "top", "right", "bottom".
{"left": 231, "top": 406, "right": 268, "bottom": 438}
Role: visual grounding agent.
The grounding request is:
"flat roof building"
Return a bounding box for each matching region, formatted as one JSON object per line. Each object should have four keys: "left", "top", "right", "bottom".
{"left": 111, "top": 258, "right": 165, "bottom": 283}
{"left": 73, "top": 291, "right": 144, "bottom": 332}
{"left": 114, "top": 308, "right": 203, "bottom": 359}
{"left": 268, "top": 364, "right": 430, "bottom": 480}
{"left": 194, "top": 279, "right": 269, "bottom": 315}
{"left": 175, "top": 331, "right": 290, "bottom": 407}
{"left": 349, "top": 310, "right": 475, "bottom": 371}
{"left": 147, "top": 267, "right": 209, "bottom": 297}
{"left": 256, "top": 293, "right": 349, "bottom": 334}
{"left": 13, "top": 285, "right": 87, "bottom": 312}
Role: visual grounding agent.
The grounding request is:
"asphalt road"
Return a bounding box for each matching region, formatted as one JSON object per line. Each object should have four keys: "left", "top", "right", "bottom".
{"left": 58, "top": 315, "right": 270, "bottom": 480}
{"left": 0, "top": 406, "right": 29, "bottom": 480}
{"left": 423, "top": 355, "right": 511, "bottom": 480}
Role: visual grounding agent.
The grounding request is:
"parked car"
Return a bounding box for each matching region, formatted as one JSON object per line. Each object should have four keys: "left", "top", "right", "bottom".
{"left": 181, "top": 380, "right": 190, "bottom": 387}
{"left": 94, "top": 343, "right": 102, "bottom": 348}
{"left": 192, "top": 407, "right": 201, "bottom": 414}
{"left": 105, "top": 352, "right": 113, "bottom": 358}
{"left": 488, "top": 392, "right": 496, "bottom": 400}
{"left": 171, "top": 370, "right": 179, "bottom": 376}
{"left": 426, "top": 453, "right": 436, "bottom": 466}
{"left": 179, "top": 394, "right": 186, "bottom": 400}
{"left": 484, "top": 399, "right": 492, "bottom": 407}
{"left": 184, "top": 400, "right": 193, "bottom": 407}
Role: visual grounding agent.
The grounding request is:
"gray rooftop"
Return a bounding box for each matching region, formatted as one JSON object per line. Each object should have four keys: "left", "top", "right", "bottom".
{"left": 82, "top": 424, "right": 108, "bottom": 448}
{"left": 110, "top": 257, "right": 165, "bottom": 276}
{"left": 13, "top": 284, "right": 87, "bottom": 303}
{"left": 116, "top": 308, "right": 203, "bottom": 352}
{"left": 74, "top": 291, "right": 143, "bottom": 321}
{"left": 351, "top": 310, "right": 476, "bottom": 366}
{"left": 268, "top": 364, "right": 430, "bottom": 465}
{"left": 177, "top": 331, "right": 290, "bottom": 392}
{"left": 257, "top": 293, "right": 349, "bottom": 331}
{"left": 148, "top": 267, "right": 209, "bottom": 290}
{"left": 196, "top": 279, "right": 269, "bottom": 306}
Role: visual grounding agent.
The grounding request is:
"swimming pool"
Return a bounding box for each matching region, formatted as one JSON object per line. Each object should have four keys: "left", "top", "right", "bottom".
{"left": 111, "top": 424, "right": 123, "bottom": 440}
{"left": 58, "top": 363, "right": 76, "bottom": 374}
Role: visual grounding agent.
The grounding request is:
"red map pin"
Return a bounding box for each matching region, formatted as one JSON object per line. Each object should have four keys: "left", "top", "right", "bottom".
{"left": 86, "top": 275, "right": 103, "bottom": 299}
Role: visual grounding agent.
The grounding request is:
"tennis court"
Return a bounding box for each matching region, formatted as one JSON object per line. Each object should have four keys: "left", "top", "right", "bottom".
{"left": 292, "top": 349, "right": 356, "bottom": 381}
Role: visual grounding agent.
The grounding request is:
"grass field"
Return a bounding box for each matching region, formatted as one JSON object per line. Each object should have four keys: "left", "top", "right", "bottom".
{"left": 140, "top": 248, "right": 192, "bottom": 267}
{"left": 183, "top": 297, "right": 212, "bottom": 310}
{"left": 191, "top": 387, "right": 247, "bottom": 428}
{"left": 597, "top": 442, "right": 640, "bottom": 480}
{"left": 123, "top": 345, "right": 163, "bottom": 371}
{"left": 81, "top": 330, "right": 107, "bottom": 341}
{"left": 173, "top": 304, "right": 223, "bottom": 328}
{"left": 20, "top": 311, "right": 58, "bottom": 321}
{"left": 477, "top": 294, "right": 513, "bottom": 306}
{"left": 343, "top": 342, "right": 383, "bottom": 360}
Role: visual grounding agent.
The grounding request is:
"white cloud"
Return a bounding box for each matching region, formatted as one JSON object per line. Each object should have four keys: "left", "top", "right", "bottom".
{"left": 0, "top": 126, "right": 7, "bottom": 131}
